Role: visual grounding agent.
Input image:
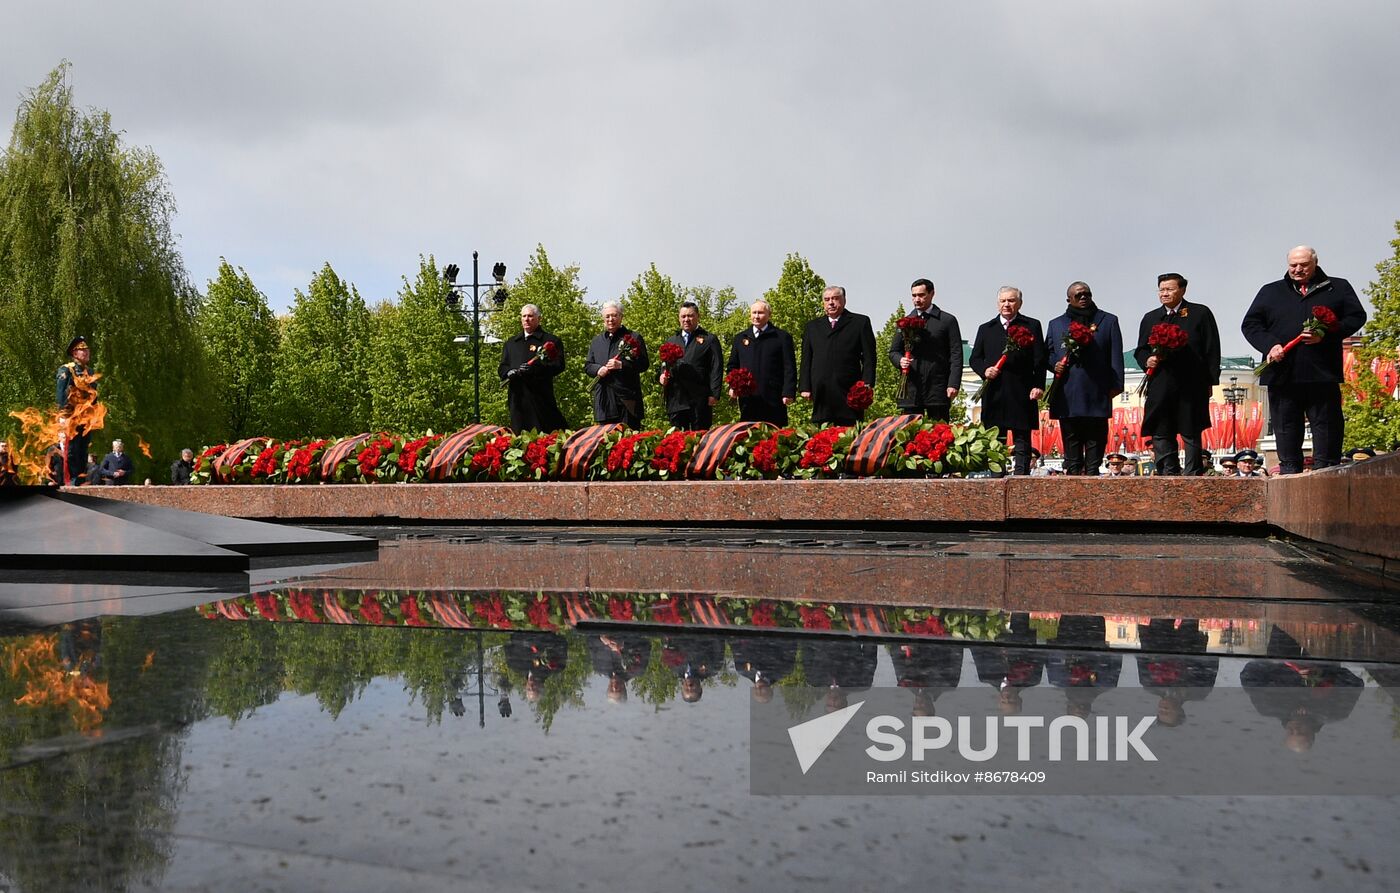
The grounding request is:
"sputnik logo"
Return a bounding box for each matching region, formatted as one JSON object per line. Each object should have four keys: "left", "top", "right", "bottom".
{"left": 787, "top": 700, "right": 865, "bottom": 774}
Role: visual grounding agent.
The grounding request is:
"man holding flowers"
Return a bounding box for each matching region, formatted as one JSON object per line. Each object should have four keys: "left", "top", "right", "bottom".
{"left": 800, "top": 286, "right": 878, "bottom": 425}
{"left": 660, "top": 301, "right": 724, "bottom": 430}
{"left": 585, "top": 302, "right": 650, "bottom": 428}
{"left": 500, "top": 304, "right": 568, "bottom": 432}
{"left": 970, "top": 286, "right": 1047, "bottom": 476}
{"left": 1242, "top": 246, "right": 1366, "bottom": 473}
{"left": 1133, "top": 273, "right": 1221, "bottom": 476}
{"left": 888, "top": 278, "right": 964, "bottom": 421}
{"left": 1046, "top": 281, "right": 1124, "bottom": 475}
{"left": 727, "top": 301, "right": 797, "bottom": 425}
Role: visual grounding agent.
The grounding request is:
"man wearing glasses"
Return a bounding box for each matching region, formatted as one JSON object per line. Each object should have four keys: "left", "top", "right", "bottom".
{"left": 1046, "top": 282, "right": 1124, "bottom": 475}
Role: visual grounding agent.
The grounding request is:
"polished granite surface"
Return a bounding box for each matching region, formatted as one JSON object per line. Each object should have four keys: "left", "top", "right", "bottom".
{"left": 1, "top": 529, "right": 1398, "bottom": 891}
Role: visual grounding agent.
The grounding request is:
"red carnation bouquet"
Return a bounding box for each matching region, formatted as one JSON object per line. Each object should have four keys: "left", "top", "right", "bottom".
{"left": 1137, "top": 322, "right": 1190, "bottom": 395}
{"left": 1042, "top": 322, "right": 1096, "bottom": 406}
{"left": 846, "top": 380, "right": 874, "bottom": 413}
{"left": 1253, "top": 305, "right": 1340, "bottom": 376}
{"left": 972, "top": 324, "right": 1036, "bottom": 402}
{"left": 591, "top": 332, "right": 643, "bottom": 392}
{"left": 658, "top": 341, "right": 684, "bottom": 390}
{"left": 894, "top": 315, "right": 926, "bottom": 401}
{"left": 726, "top": 367, "right": 757, "bottom": 398}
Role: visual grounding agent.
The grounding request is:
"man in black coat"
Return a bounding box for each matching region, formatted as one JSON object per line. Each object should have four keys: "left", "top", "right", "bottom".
{"left": 889, "top": 278, "right": 963, "bottom": 420}
{"left": 1134, "top": 273, "right": 1221, "bottom": 476}
{"left": 969, "top": 286, "right": 1047, "bottom": 475}
{"left": 727, "top": 300, "right": 796, "bottom": 425}
{"left": 96, "top": 439, "right": 134, "bottom": 485}
{"left": 660, "top": 301, "right": 724, "bottom": 430}
{"left": 584, "top": 302, "right": 649, "bottom": 428}
{"left": 1241, "top": 245, "right": 1366, "bottom": 473}
{"left": 499, "top": 304, "right": 568, "bottom": 432}
{"left": 170, "top": 448, "right": 194, "bottom": 485}
{"left": 800, "top": 286, "right": 878, "bottom": 425}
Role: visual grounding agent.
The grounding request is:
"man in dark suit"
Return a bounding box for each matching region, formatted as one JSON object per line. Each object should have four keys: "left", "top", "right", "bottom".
{"left": 970, "top": 286, "right": 1047, "bottom": 475}
{"left": 727, "top": 300, "right": 796, "bottom": 425}
{"left": 96, "top": 439, "right": 134, "bottom": 485}
{"left": 1047, "top": 281, "right": 1124, "bottom": 475}
{"left": 170, "top": 448, "right": 194, "bottom": 485}
{"left": 800, "top": 286, "right": 878, "bottom": 425}
{"left": 1241, "top": 245, "right": 1366, "bottom": 474}
{"left": 660, "top": 301, "right": 724, "bottom": 430}
{"left": 889, "top": 278, "right": 963, "bottom": 420}
{"left": 584, "top": 302, "right": 649, "bottom": 428}
{"left": 1133, "top": 273, "right": 1221, "bottom": 476}
{"left": 499, "top": 304, "right": 568, "bottom": 432}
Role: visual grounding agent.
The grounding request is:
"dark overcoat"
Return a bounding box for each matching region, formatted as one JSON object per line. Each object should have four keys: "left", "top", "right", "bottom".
{"left": 1133, "top": 301, "right": 1221, "bottom": 436}
{"left": 800, "top": 312, "right": 878, "bottom": 424}
{"left": 499, "top": 328, "right": 568, "bottom": 432}
{"left": 969, "top": 314, "right": 1047, "bottom": 432}
{"left": 888, "top": 306, "right": 963, "bottom": 410}
{"left": 727, "top": 325, "right": 796, "bottom": 425}
{"left": 1046, "top": 309, "right": 1124, "bottom": 419}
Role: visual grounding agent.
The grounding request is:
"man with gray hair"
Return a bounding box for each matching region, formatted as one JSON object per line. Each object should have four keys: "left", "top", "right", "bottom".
{"left": 170, "top": 448, "right": 195, "bottom": 485}
{"left": 96, "top": 438, "right": 134, "bottom": 485}
{"left": 499, "top": 303, "right": 568, "bottom": 432}
{"left": 728, "top": 300, "right": 796, "bottom": 425}
{"left": 585, "top": 302, "right": 649, "bottom": 427}
{"left": 1242, "top": 245, "right": 1366, "bottom": 473}
{"left": 969, "top": 286, "right": 1047, "bottom": 475}
{"left": 800, "top": 286, "right": 877, "bottom": 425}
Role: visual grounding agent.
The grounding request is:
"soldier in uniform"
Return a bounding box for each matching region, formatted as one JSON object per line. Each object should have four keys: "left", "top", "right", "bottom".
{"left": 1235, "top": 450, "right": 1263, "bottom": 477}
{"left": 660, "top": 302, "right": 724, "bottom": 430}
{"left": 499, "top": 304, "right": 568, "bottom": 432}
{"left": 56, "top": 336, "right": 98, "bottom": 486}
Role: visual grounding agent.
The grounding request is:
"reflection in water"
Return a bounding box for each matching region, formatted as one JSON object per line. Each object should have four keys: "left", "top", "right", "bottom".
{"left": 0, "top": 608, "right": 1394, "bottom": 888}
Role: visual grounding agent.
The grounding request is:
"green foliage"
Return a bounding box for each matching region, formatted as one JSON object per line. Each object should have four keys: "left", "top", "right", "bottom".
{"left": 271, "top": 263, "right": 373, "bottom": 436}
{"left": 488, "top": 245, "right": 598, "bottom": 429}
{"left": 197, "top": 260, "right": 279, "bottom": 439}
{"left": 0, "top": 63, "right": 210, "bottom": 474}
{"left": 873, "top": 305, "right": 905, "bottom": 419}
{"left": 366, "top": 256, "right": 474, "bottom": 432}
{"left": 1344, "top": 220, "right": 1400, "bottom": 450}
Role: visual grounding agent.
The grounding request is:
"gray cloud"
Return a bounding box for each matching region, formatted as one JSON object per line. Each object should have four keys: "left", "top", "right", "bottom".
{"left": 5, "top": 1, "right": 1398, "bottom": 353}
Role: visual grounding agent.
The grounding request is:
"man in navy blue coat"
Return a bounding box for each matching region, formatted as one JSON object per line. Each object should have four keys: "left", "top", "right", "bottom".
{"left": 1046, "top": 282, "right": 1124, "bottom": 475}
{"left": 1241, "top": 246, "right": 1366, "bottom": 473}
{"left": 96, "top": 439, "right": 134, "bottom": 485}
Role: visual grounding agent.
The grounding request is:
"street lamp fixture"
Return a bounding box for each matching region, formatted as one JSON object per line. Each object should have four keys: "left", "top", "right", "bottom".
{"left": 1222, "top": 375, "right": 1248, "bottom": 454}
{"left": 444, "top": 252, "right": 509, "bottom": 423}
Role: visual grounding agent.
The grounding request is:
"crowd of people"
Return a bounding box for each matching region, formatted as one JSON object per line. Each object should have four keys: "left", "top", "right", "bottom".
{"left": 502, "top": 244, "right": 1369, "bottom": 477}
{"left": 15, "top": 244, "right": 1371, "bottom": 486}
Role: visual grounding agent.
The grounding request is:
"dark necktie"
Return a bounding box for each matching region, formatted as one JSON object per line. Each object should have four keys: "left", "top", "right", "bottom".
{"left": 682, "top": 332, "right": 690, "bottom": 347}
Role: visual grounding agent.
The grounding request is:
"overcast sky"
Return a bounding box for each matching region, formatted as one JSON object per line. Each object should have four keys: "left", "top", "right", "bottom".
{"left": 5, "top": 1, "right": 1399, "bottom": 355}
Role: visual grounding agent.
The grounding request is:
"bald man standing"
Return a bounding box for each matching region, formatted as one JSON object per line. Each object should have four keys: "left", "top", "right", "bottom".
{"left": 1242, "top": 246, "right": 1366, "bottom": 474}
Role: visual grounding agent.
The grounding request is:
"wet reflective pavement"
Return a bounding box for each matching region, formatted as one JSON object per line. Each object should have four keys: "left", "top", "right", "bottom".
{"left": 2, "top": 529, "right": 1399, "bottom": 891}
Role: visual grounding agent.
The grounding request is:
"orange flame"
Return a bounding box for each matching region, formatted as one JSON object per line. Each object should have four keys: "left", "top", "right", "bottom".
{"left": 6, "top": 370, "right": 105, "bottom": 484}
{"left": 137, "top": 436, "right": 153, "bottom": 459}
{"left": 4, "top": 633, "right": 110, "bottom": 731}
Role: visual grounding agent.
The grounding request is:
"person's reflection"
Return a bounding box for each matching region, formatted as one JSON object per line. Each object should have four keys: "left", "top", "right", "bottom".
{"left": 972, "top": 613, "right": 1046, "bottom": 715}
{"left": 504, "top": 632, "right": 568, "bottom": 702}
{"left": 58, "top": 619, "right": 103, "bottom": 675}
{"left": 1047, "top": 615, "right": 1121, "bottom": 717}
{"left": 801, "top": 639, "right": 878, "bottom": 712}
{"left": 1241, "top": 627, "right": 1363, "bottom": 752}
{"left": 662, "top": 634, "right": 724, "bottom": 704}
{"left": 586, "top": 632, "right": 649, "bottom": 704}
{"left": 890, "top": 641, "right": 964, "bottom": 716}
{"left": 1136, "top": 619, "right": 1219, "bottom": 727}
{"left": 731, "top": 636, "right": 799, "bottom": 704}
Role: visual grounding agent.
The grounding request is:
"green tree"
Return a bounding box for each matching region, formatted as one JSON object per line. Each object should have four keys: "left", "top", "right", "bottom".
{"left": 488, "top": 245, "right": 597, "bottom": 429}
{"left": 1343, "top": 221, "right": 1400, "bottom": 450}
{"left": 366, "top": 256, "right": 475, "bottom": 432}
{"left": 0, "top": 64, "right": 209, "bottom": 470}
{"left": 197, "top": 260, "right": 279, "bottom": 439}
{"left": 271, "top": 263, "right": 373, "bottom": 436}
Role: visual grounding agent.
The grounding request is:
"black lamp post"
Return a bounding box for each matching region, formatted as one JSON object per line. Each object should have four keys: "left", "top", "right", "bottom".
{"left": 1222, "top": 376, "right": 1248, "bottom": 454}
{"left": 444, "top": 252, "right": 509, "bottom": 423}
